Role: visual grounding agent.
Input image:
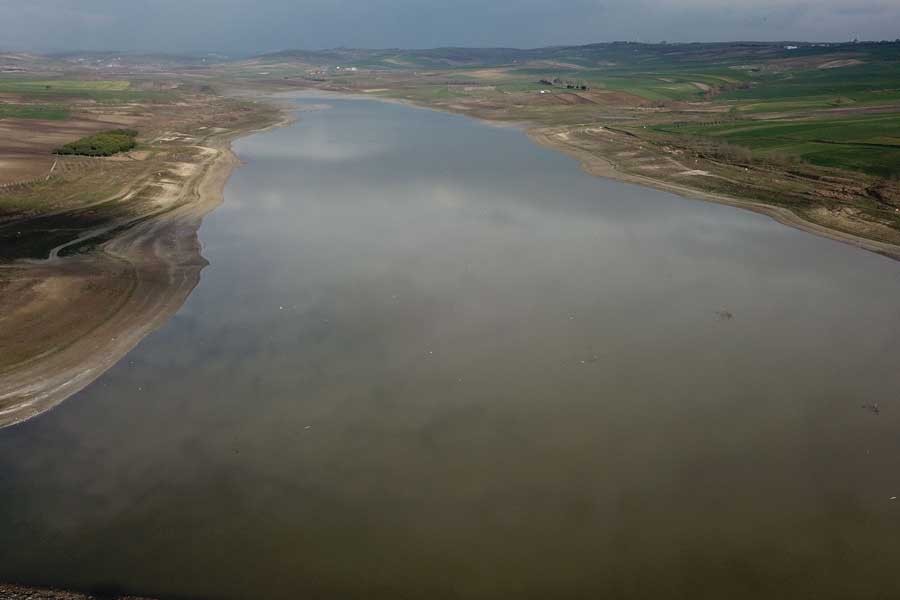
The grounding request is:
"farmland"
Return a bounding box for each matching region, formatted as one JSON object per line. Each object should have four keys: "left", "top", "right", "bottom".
{"left": 0, "top": 103, "right": 69, "bottom": 119}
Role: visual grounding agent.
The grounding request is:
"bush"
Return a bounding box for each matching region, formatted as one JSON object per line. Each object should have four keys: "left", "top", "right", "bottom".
{"left": 55, "top": 129, "right": 138, "bottom": 156}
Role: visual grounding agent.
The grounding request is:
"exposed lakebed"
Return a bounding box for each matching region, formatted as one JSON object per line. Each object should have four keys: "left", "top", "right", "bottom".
{"left": 2, "top": 95, "right": 899, "bottom": 599}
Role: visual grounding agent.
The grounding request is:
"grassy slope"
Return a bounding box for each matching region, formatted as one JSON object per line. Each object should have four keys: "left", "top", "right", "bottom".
{"left": 653, "top": 115, "right": 900, "bottom": 176}
{"left": 0, "top": 104, "right": 69, "bottom": 119}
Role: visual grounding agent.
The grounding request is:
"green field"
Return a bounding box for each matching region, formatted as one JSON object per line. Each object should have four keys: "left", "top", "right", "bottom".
{"left": 0, "top": 78, "right": 171, "bottom": 103}
{"left": 721, "top": 63, "right": 900, "bottom": 102}
{"left": 0, "top": 79, "right": 131, "bottom": 92}
{"left": 0, "top": 104, "right": 69, "bottom": 120}
{"left": 653, "top": 114, "right": 900, "bottom": 176}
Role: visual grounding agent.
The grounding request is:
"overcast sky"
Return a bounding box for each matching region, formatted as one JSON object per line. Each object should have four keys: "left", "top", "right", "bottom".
{"left": 2, "top": 0, "right": 898, "bottom": 55}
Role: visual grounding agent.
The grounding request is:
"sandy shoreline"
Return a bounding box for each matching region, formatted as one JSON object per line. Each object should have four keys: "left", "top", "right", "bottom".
{"left": 526, "top": 128, "right": 900, "bottom": 262}
{"left": 0, "top": 109, "right": 292, "bottom": 429}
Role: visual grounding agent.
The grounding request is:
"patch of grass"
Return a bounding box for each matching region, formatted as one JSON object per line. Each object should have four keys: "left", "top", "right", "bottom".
{"left": 653, "top": 113, "right": 900, "bottom": 176}
{"left": 560, "top": 74, "right": 714, "bottom": 101}
{"left": 397, "top": 85, "right": 467, "bottom": 101}
{"left": 720, "top": 63, "right": 900, "bottom": 102}
{"left": 55, "top": 129, "right": 138, "bottom": 157}
{"left": 0, "top": 103, "right": 69, "bottom": 120}
{"left": 801, "top": 145, "right": 900, "bottom": 177}
{"left": 0, "top": 79, "right": 131, "bottom": 92}
{"left": 0, "top": 78, "right": 173, "bottom": 103}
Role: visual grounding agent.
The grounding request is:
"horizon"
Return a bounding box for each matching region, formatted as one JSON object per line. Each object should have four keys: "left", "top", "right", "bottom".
{"left": 8, "top": 38, "right": 900, "bottom": 60}
{"left": 2, "top": 0, "right": 898, "bottom": 55}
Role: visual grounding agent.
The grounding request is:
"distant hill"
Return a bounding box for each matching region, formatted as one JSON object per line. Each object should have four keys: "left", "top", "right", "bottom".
{"left": 251, "top": 41, "right": 900, "bottom": 71}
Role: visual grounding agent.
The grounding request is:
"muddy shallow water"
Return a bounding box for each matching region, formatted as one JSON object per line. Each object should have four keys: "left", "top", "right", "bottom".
{"left": 2, "top": 96, "right": 899, "bottom": 599}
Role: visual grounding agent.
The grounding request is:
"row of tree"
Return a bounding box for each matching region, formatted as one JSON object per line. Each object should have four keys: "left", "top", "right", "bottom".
{"left": 539, "top": 78, "right": 590, "bottom": 91}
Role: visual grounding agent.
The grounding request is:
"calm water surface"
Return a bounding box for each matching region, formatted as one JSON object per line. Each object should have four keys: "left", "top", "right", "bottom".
{"left": 2, "top": 96, "right": 900, "bottom": 599}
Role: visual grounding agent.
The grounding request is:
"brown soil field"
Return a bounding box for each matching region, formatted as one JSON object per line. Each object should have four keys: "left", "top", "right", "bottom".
{"left": 0, "top": 114, "right": 144, "bottom": 186}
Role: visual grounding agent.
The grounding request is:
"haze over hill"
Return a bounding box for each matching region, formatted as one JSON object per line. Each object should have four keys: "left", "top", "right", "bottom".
{"left": 1, "top": 0, "right": 899, "bottom": 55}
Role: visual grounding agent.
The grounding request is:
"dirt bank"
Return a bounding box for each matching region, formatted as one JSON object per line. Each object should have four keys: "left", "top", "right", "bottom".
{"left": 0, "top": 112, "right": 289, "bottom": 429}
{"left": 527, "top": 128, "right": 900, "bottom": 261}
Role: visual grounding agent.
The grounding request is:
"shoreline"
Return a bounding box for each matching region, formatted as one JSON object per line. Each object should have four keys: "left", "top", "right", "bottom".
{"left": 316, "top": 85, "right": 900, "bottom": 262}
{"left": 0, "top": 106, "right": 292, "bottom": 429}
{"left": 3, "top": 87, "right": 900, "bottom": 428}
{"left": 526, "top": 128, "right": 900, "bottom": 262}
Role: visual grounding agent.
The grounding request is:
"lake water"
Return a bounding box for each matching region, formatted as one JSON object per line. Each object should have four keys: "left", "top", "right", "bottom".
{"left": 2, "top": 95, "right": 900, "bottom": 599}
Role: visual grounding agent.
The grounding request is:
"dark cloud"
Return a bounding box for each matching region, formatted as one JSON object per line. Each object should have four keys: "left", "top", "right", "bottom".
{"left": 1, "top": 0, "right": 898, "bottom": 54}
